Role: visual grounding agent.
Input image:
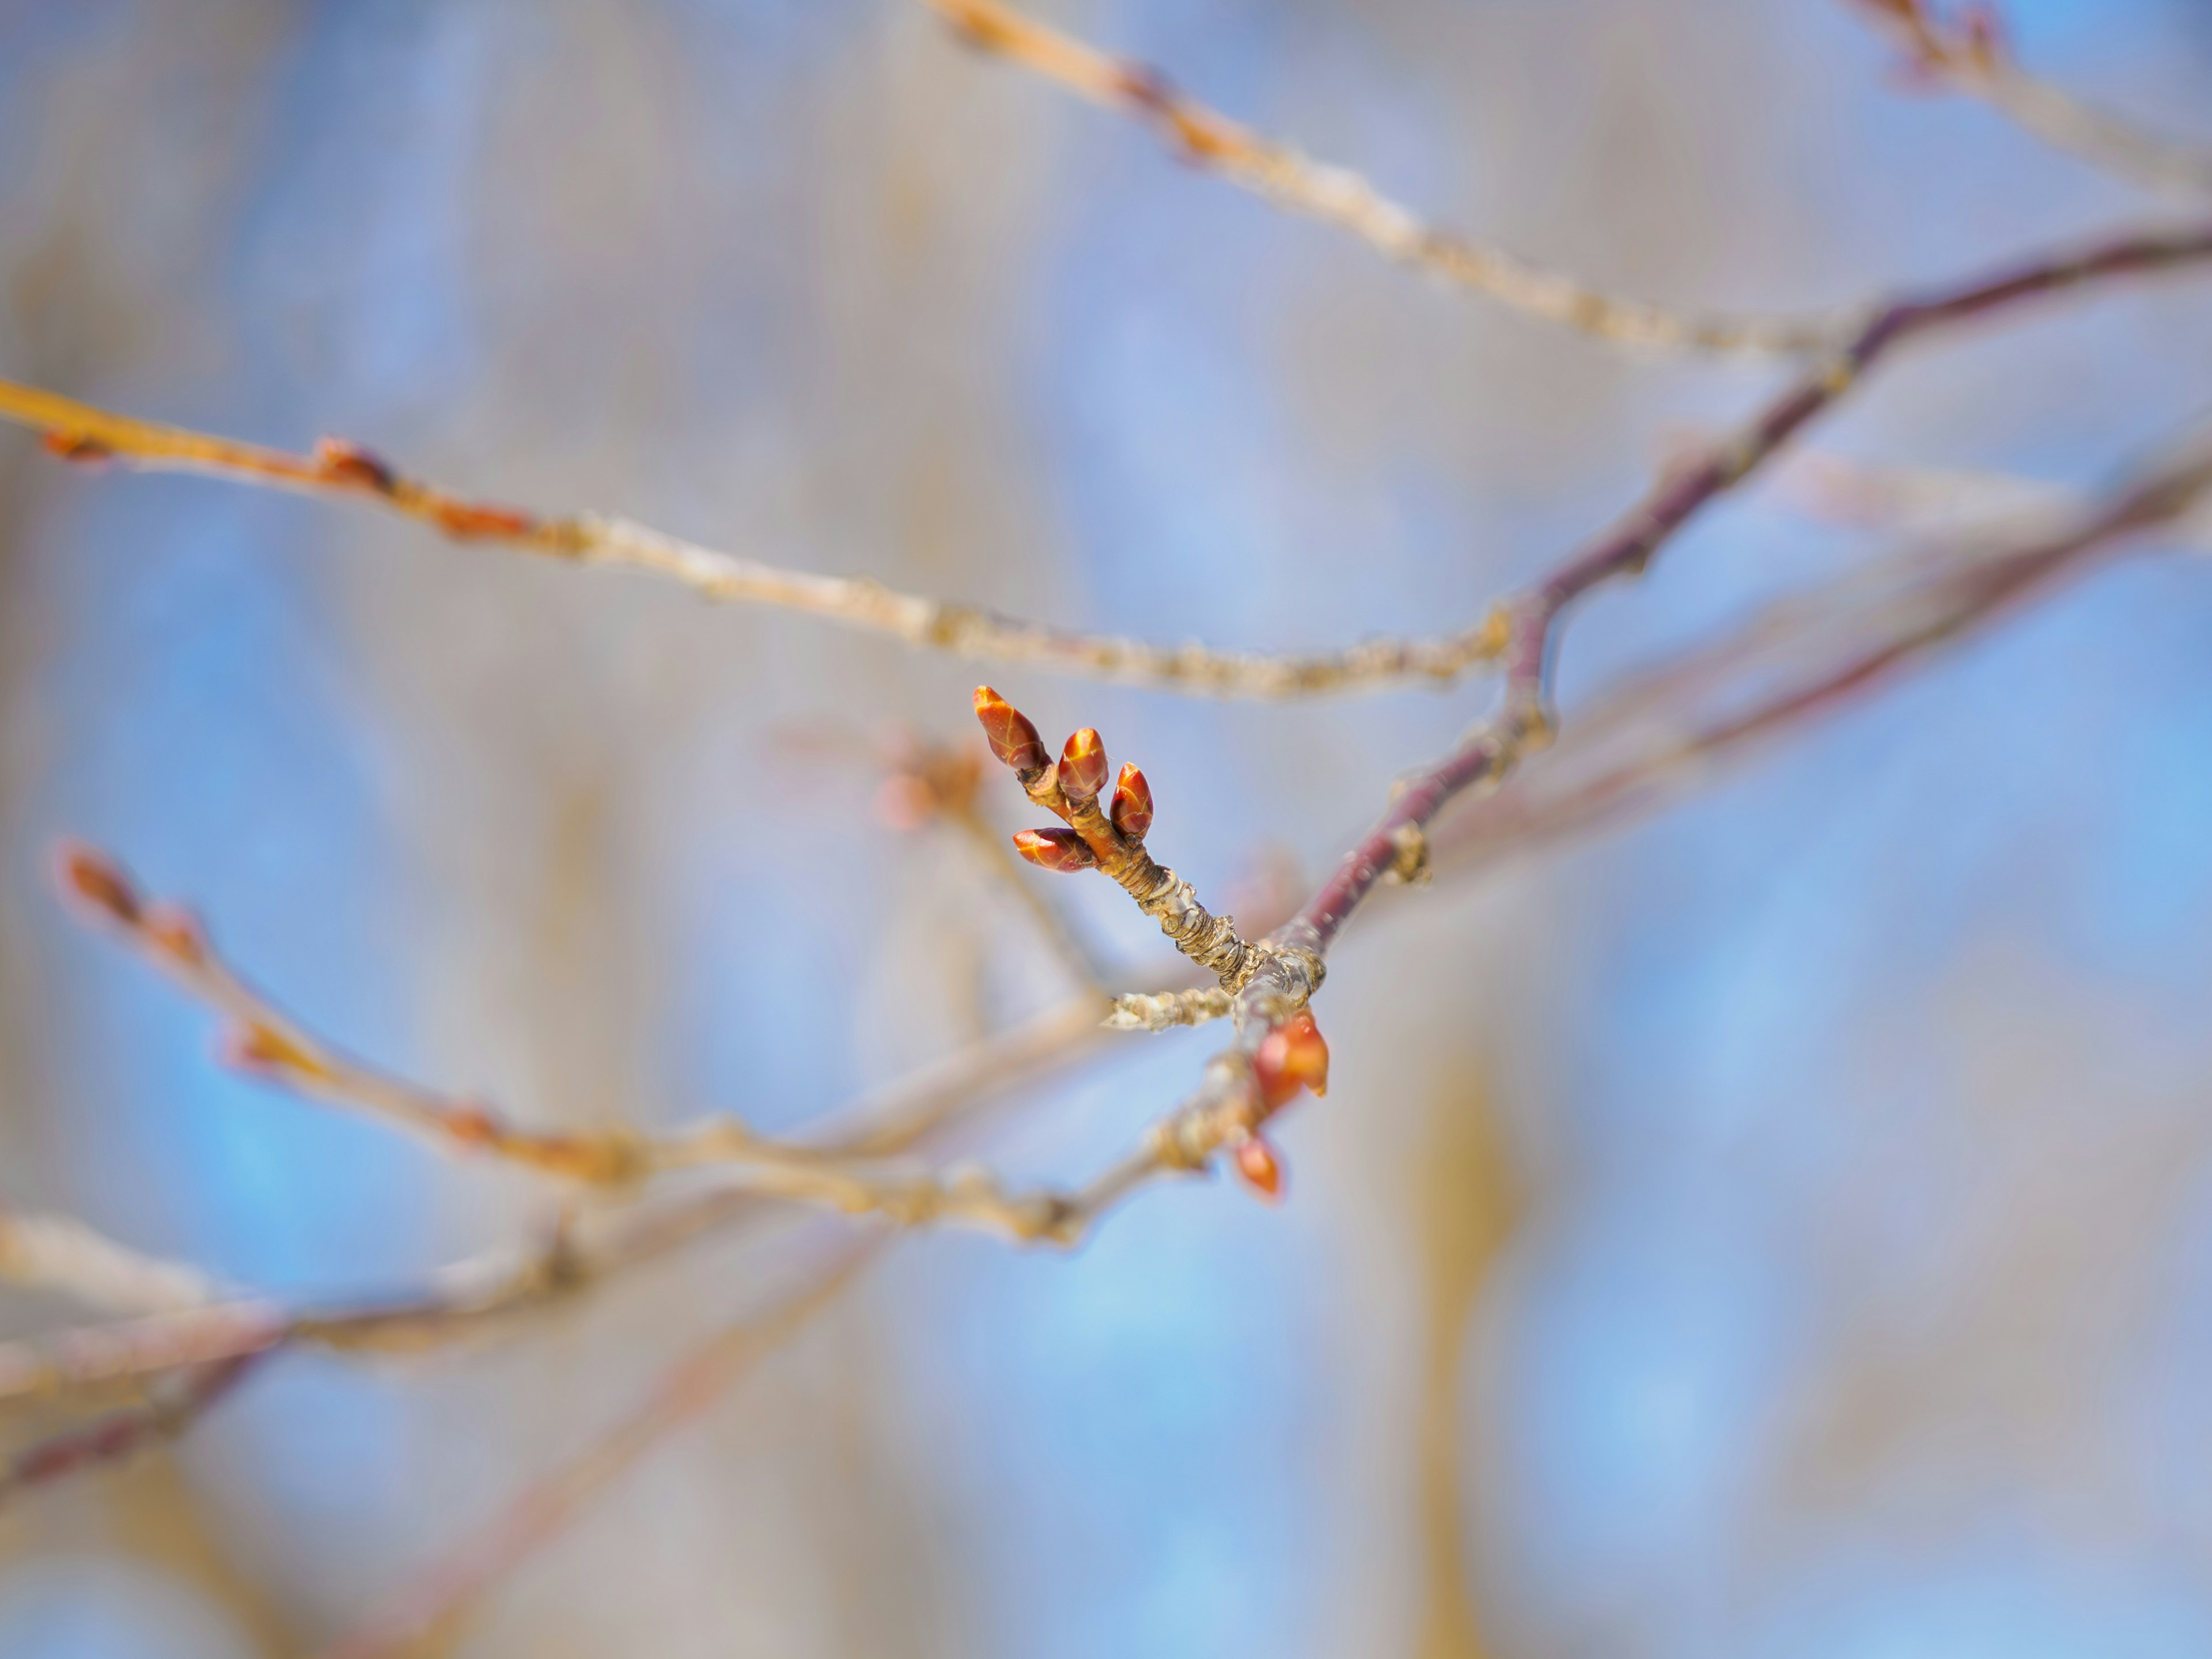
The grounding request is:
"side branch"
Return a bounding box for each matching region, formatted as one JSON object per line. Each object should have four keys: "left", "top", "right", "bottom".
{"left": 1850, "top": 1, "right": 2212, "bottom": 200}
{"left": 921, "top": 0, "right": 1857, "bottom": 354}
{"left": 1269, "top": 220, "right": 2212, "bottom": 970}
{"left": 0, "top": 380, "right": 1502, "bottom": 700}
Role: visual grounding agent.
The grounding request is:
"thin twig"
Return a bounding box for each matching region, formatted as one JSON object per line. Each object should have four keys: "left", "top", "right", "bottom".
{"left": 317, "top": 1241, "right": 880, "bottom": 1659}
{"left": 0, "top": 379, "right": 1504, "bottom": 700}
{"left": 1433, "top": 422, "right": 2212, "bottom": 872}
{"left": 920, "top": 0, "right": 1858, "bottom": 354}
{"left": 1849, "top": 0, "right": 2212, "bottom": 200}
{"left": 0, "top": 1207, "right": 224, "bottom": 1316}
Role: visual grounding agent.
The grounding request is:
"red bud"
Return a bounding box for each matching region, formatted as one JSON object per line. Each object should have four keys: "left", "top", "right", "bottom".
{"left": 1058, "top": 728, "right": 1109, "bottom": 804}
{"left": 1234, "top": 1137, "right": 1284, "bottom": 1200}
{"left": 973, "top": 687, "right": 1048, "bottom": 772}
{"left": 1012, "top": 827, "right": 1097, "bottom": 873}
{"left": 56, "top": 843, "right": 141, "bottom": 925}
{"left": 1254, "top": 1010, "right": 1329, "bottom": 1112}
{"left": 1109, "top": 763, "right": 1153, "bottom": 842}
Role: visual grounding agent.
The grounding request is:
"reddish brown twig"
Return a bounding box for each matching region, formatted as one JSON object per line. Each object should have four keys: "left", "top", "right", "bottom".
{"left": 317, "top": 1244, "right": 878, "bottom": 1659}
{"left": 0, "top": 1354, "right": 260, "bottom": 1507}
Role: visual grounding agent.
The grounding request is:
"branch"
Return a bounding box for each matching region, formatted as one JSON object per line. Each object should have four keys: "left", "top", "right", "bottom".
{"left": 317, "top": 1243, "right": 878, "bottom": 1659}
{"left": 0, "top": 1207, "right": 224, "bottom": 1316}
{"left": 55, "top": 846, "right": 653, "bottom": 1185}
{"left": 1254, "top": 219, "right": 2212, "bottom": 993}
{"left": 0, "top": 1355, "right": 259, "bottom": 1508}
{"left": 1849, "top": 1, "right": 2212, "bottom": 199}
{"left": 0, "top": 380, "right": 1503, "bottom": 700}
{"left": 919, "top": 0, "right": 1857, "bottom": 354}
{"left": 1433, "top": 419, "right": 2212, "bottom": 872}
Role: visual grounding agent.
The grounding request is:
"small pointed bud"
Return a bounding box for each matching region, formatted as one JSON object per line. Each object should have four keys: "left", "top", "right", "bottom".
{"left": 1058, "top": 728, "right": 1109, "bottom": 804}
{"left": 1012, "top": 827, "right": 1097, "bottom": 873}
{"left": 140, "top": 903, "right": 209, "bottom": 968}
{"left": 972, "top": 687, "right": 1048, "bottom": 772}
{"left": 1254, "top": 1010, "right": 1330, "bottom": 1112}
{"left": 1233, "top": 1137, "right": 1285, "bottom": 1200}
{"left": 1109, "top": 763, "right": 1153, "bottom": 842}
{"left": 429, "top": 499, "right": 537, "bottom": 541}
{"left": 56, "top": 843, "right": 141, "bottom": 925}
{"left": 223, "top": 1022, "right": 317, "bottom": 1077}
{"left": 313, "top": 437, "right": 399, "bottom": 494}
{"left": 41, "top": 431, "right": 113, "bottom": 465}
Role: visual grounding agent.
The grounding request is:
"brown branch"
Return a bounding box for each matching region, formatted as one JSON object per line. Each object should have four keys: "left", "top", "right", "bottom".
{"left": 1849, "top": 1, "right": 2212, "bottom": 199}
{"left": 1432, "top": 421, "right": 2212, "bottom": 872}
{"left": 0, "top": 1355, "right": 259, "bottom": 1508}
{"left": 1252, "top": 218, "right": 2212, "bottom": 1004}
{"left": 0, "top": 379, "right": 1504, "bottom": 700}
{"left": 921, "top": 0, "right": 1857, "bottom": 354}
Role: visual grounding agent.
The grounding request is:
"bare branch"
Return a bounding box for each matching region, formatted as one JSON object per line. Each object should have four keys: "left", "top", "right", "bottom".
{"left": 1849, "top": 0, "right": 2212, "bottom": 199}
{"left": 0, "top": 379, "right": 1504, "bottom": 700}
{"left": 0, "top": 1208, "right": 224, "bottom": 1317}
{"left": 317, "top": 1243, "right": 878, "bottom": 1659}
{"left": 920, "top": 0, "right": 1858, "bottom": 354}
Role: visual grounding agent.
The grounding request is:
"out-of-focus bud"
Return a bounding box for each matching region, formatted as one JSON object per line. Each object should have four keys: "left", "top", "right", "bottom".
{"left": 1012, "top": 827, "right": 1098, "bottom": 873}
{"left": 313, "top": 438, "right": 399, "bottom": 494}
{"left": 222, "top": 1022, "right": 321, "bottom": 1078}
{"left": 429, "top": 500, "right": 537, "bottom": 541}
{"left": 41, "top": 431, "right": 113, "bottom": 465}
{"left": 1108, "top": 763, "right": 1153, "bottom": 842}
{"left": 1233, "top": 1136, "right": 1284, "bottom": 1200}
{"left": 874, "top": 773, "right": 938, "bottom": 832}
{"left": 1253, "top": 1010, "right": 1329, "bottom": 1112}
{"left": 1058, "top": 728, "right": 1109, "bottom": 805}
{"left": 140, "top": 904, "right": 209, "bottom": 969}
{"left": 56, "top": 843, "right": 141, "bottom": 925}
{"left": 973, "top": 687, "right": 1048, "bottom": 772}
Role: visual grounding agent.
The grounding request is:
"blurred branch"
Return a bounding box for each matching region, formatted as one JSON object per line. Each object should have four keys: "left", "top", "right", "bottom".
{"left": 921, "top": 0, "right": 1857, "bottom": 354}
{"left": 1248, "top": 221, "right": 2212, "bottom": 1013}
{"left": 317, "top": 1241, "right": 878, "bottom": 1659}
{"left": 1434, "top": 418, "right": 2212, "bottom": 872}
{"left": 0, "top": 1355, "right": 259, "bottom": 1508}
{"left": 0, "top": 1207, "right": 223, "bottom": 1316}
{"left": 0, "top": 380, "right": 1504, "bottom": 700}
{"left": 1849, "top": 0, "right": 2212, "bottom": 199}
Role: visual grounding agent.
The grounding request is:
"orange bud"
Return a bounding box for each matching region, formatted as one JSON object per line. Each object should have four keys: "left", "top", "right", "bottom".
{"left": 1012, "top": 827, "right": 1097, "bottom": 873}
{"left": 972, "top": 686, "right": 1048, "bottom": 772}
{"left": 1233, "top": 1137, "right": 1284, "bottom": 1200}
{"left": 56, "top": 843, "right": 141, "bottom": 925}
{"left": 41, "top": 431, "right": 113, "bottom": 465}
{"left": 313, "top": 437, "right": 398, "bottom": 494}
{"left": 1253, "top": 1010, "right": 1329, "bottom": 1112}
{"left": 429, "top": 499, "right": 536, "bottom": 541}
{"left": 1058, "top": 728, "right": 1108, "bottom": 804}
{"left": 140, "top": 903, "right": 209, "bottom": 968}
{"left": 223, "top": 1022, "right": 321, "bottom": 1078}
{"left": 1108, "top": 763, "right": 1153, "bottom": 842}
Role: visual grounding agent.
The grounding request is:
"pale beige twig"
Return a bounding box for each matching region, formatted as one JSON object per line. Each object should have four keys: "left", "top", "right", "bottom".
{"left": 919, "top": 0, "right": 1859, "bottom": 354}
{"left": 1849, "top": 0, "right": 2212, "bottom": 199}
{"left": 0, "top": 1208, "right": 223, "bottom": 1317}
{"left": 0, "top": 379, "right": 1503, "bottom": 700}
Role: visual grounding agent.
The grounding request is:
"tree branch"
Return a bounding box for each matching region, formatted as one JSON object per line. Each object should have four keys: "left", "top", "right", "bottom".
{"left": 919, "top": 0, "right": 1859, "bottom": 354}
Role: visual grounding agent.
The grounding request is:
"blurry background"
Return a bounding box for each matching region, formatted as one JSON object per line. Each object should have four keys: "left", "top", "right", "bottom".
{"left": 2, "top": 0, "right": 2211, "bottom": 1654}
